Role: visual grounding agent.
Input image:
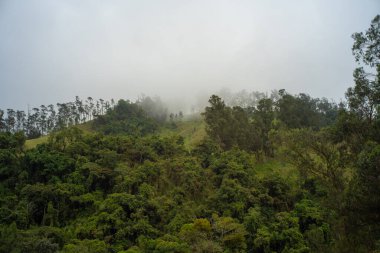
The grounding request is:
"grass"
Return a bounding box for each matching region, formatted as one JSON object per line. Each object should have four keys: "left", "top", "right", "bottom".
{"left": 23, "top": 118, "right": 207, "bottom": 151}
{"left": 254, "top": 158, "right": 300, "bottom": 188}
{"left": 24, "top": 122, "right": 95, "bottom": 150}
{"left": 159, "top": 117, "right": 206, "bottom": 150}
{"left": 24, "top": 135, "right": 49, "bottom": 150}
{"left": 75, "top": 122, "right": 94, "bottom": 133}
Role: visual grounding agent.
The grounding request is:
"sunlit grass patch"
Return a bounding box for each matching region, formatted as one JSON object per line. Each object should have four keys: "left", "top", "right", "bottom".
{"left": 24, "top": 135, "right": 49, "bottom": 149}
{"left": 159, "top": 118, "right": 206, "bottom": 150}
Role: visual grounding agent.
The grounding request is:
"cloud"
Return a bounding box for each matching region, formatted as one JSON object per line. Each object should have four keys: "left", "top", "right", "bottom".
{"left": 0, "top": 0, "right": 379, "bottom": 110}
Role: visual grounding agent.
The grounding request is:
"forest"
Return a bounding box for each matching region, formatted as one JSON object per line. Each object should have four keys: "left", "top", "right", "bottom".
{"left": 0, "top": 15, "right": 379, "bottom": 253}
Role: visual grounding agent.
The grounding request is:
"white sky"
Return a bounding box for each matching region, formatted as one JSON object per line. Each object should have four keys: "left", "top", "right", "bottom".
{"left": 0, "top": 0, "right": 379, "bottom": 110}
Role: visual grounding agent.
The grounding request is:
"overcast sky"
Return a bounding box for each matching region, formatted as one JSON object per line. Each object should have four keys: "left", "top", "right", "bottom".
{"left": 0, "top": 0, "right": 379, "bottom": 110}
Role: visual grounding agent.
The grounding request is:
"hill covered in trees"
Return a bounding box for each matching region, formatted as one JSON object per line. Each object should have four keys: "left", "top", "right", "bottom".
{"left": 0, "top": 15, "right": 379, "bottom": 253}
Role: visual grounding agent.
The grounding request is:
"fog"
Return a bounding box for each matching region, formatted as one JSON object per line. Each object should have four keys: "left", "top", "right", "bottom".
{"left": 0, "top": 0, "right": 379, "bottom": 111}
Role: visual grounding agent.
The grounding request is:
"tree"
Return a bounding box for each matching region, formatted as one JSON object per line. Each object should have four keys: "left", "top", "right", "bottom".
{"left": 212, "top": 215, "right": 247, "bottom": 252}
{"left": 0, "top": 131, "right": 25, "bottom": 181}
{"left": 15, "top": 110, "right": 26, "bottom": 131}
{"left": 47, "top": 104, "right": 56, "bottom": 132}
{"left": 347, "top": 15, "right": 380, "bottom": 124}
{"left": 352, "top": 15, "right": 380, "bottom": 68}
{"left": 0, "top": 223, "right": 20, "bottom": 253}
{"left": 275, "top": 129, "right": 346, "bottom": 194}
{"left": 203, "top": 95, "right": 231, "bottom": 148}
{"left": 86, "top": 97, "right": 94, "bottom": 121}
{"left": 40, "top": 105, "right": 48, "bottom": 135}
{"left": 277, "top": 91, "right": 325, "bottom": 129}
{"left": 0, "top": 109, "right": 5, "bottom": 131}
{"left": 346, "top": 142, "right": 380, "bottom": 251}
{"left": 203, "top": 95, "right": 261, "bottom": 152}
{"left": 179, "top": 219, "right": 218, "bottom": 252}
{"left": 254, "top": 98, "right": 275, "bottom": 156}
{"left": 61, "top": 239, "right": 108, "bottom": 253}
{"left": 6, "top": 109, "right": 16, "bottom": 132}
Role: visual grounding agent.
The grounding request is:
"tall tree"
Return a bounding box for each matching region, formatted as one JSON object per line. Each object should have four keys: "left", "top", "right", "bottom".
{"left": 75, "top": 96, "right": 84, "bottom": 123}
{"left": 334, "top": 15, "right": 380, "bottom": 151}
{"left": 85, "top": 97, "right": 94, "bottom": 121}
{"left": 47, "top": 104, "right": 56, "bottom": 132}
{"left": 203, "top": 95, "right": 261, "bottom": 152}
{"left": 6, "top": 109, "right": 16, "bottom": 132}
{"left": 254, "top": 98, "right": 275, "bottom": 155}
{"left": 347, "top": 14, "right": 380, "bottom": 124}
{"left": 0, "top": 109, "right": 5, "bottom": 132}
{"left": 16, "top": 110, "right": 26, "bottom": 132}
{"left": 40, "top": 105, "right": 48, "bottom": 135}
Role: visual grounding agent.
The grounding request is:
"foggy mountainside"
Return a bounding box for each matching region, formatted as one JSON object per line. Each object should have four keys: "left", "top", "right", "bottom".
{"left": 0, "top": 2, "right": 379, "bottom": 253}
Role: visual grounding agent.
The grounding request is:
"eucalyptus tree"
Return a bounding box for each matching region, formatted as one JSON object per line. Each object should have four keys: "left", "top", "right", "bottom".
{"left": 0, "top": 97, "right": 113, "bottom": 137}
{"left": 334, "top": 15, "right": 380, "bottom": 150}
{"left": 104, "top": 101, "right": 110, "bottom": 113}
{"left": 16, "top": 110, "right": 26, "bottom": 132}
{"left": 56, "top": 103, "right": 66, "bottom": 129}
{"left": 6, "top": 109, "right": 16, "bottom": 132}
{"left": 40, "top": 105, "right": 48, "bottom": 135}
{"left": 47, "top": 104, "right": 56, "bottom": 132}
{"left": 0, "top": 109, "right": 5, "bottom": 132}
{"left": 86, "top": 97, "right": 94, "bottom": 121}
{"left": 75, "top": 96, "right": 85, "bottom": 123}
{"left": 99, "top": 98, "right": 105, "bottom": 115}
{"left": 347, "top": 14, "right": 379, "bottom": 124}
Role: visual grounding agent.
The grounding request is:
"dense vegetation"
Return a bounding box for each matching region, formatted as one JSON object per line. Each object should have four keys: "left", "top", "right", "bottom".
{"left": 0, "top": 95, "right": 170, "bottom": 139}
{"left": 0, "top": 15, "right": 379, "bottom": 253}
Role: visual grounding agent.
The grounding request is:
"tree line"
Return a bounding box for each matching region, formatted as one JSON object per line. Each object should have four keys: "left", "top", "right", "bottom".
{"left": 0, "top": 95, "right": 174, "bottom": 139}
{"left": 203, "top": 90, "right": 339, "bottom": 157}
{"left": 0, "top": 97, "right": 115, "bottom": 138}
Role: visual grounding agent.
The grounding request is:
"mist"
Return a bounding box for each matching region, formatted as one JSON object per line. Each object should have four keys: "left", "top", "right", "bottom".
{"left": 0, "top": 0, "right": 379, "bottom": 111}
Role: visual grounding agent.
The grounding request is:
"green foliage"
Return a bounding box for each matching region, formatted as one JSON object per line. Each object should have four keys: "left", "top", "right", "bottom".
{"left": 276, "top": 92, "right": 337, "bottom": 129}
{"left": 138, "top": 234, "right": 189, "bottom": 253}
{"left": 1, "top": 17, "right": 379, "bottom": 251}
{"left": 0, "top": 224, "right": 65, "bottom": 253}
{"left": 137, "top": 96, "right": 168, "bottom": 123}
{"left": 61, "top": 239, "right": 108, "bottom": 253}
{"left": 334, "top": 15, "right": 380, "bottom": 154}
{"left": 213, "top": 215, "right": 247, "bottom": 252}
{"left": 203, "top": 95, "right": 261, "bottom": 152}
{"left": 344, "top": 142, "right": 380, "bottom": 251}
{"left": 274, "top": 128, "right": 347, "bottom": 193}
{"left": 23, "top": 146, "right": 75, "bottom": 183}
{"left": 93, "top": 99, "right": 158, "bottom": 136}
{"left": 0, "top": 110, "right": 360, "bottom": 253}
{"left": 0, "top": 132, "right": 25, "bottom": 183}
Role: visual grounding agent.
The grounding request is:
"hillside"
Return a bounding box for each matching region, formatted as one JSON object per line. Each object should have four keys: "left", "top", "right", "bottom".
{"left": 158, "top": 118, "right": 206, "bottom": 150}
{"left": 1, "top": 84, "right": 378, "bottom": 253}
{"left": 2, "top": 16, "right": 380, "bottom": 251}
{"left": 24, "top": 117, "right": 206, "bottom": 151}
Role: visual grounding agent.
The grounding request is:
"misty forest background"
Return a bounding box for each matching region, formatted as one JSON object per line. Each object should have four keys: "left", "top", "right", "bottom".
{"left": 0, "top": 15, "right": 379, "bottom": 253}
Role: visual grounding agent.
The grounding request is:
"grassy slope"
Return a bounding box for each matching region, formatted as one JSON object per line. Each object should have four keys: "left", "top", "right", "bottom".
{"left": 255, "top": 159, "right": 299, "bottom": 191}
{"left": 24, "top": 122, "right": 94, "bottom": 150}
{"left": 159, "top": 117, "right": 206, "bottom": 151}
{"left": 23, "top": 118, "right": 206, "bottom": 150}
{"left": 24, "top": 135, "right": 49, "bottom": 150}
